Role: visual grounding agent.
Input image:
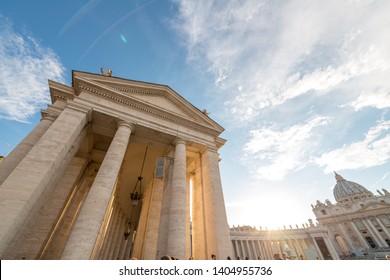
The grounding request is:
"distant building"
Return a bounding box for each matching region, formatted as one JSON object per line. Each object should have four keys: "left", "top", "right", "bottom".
{"left": 312, "top": 172, "right": 390, "bottom": 259}
{"left": 230, "top": 173, "right": 390, "bottom": 260}
{"left": 230, "top": 223, "right": 339, "bottom": 260}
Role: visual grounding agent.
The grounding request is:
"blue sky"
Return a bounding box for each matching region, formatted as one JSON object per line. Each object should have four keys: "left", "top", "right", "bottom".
{"left": 1, "top": 0, "right": 390, "bottom": 229}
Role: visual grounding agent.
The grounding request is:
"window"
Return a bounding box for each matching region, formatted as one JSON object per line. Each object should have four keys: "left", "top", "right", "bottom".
{"left": 365, "top": 236, "right": 377, "bottom": 248}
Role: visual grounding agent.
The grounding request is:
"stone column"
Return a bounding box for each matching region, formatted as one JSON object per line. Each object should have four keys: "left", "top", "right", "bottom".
{"left": 237, "top": 240, "right": 244, "bottom": 258}
{"left": 202, "top": 147, "right": 232, "bottom": 259}
{"left": 0, "top": 115, "right": 56, "bottom": 185}
{"left": 155, "top": 151, "right": 174, "bottom": 259}
{"left": 292, "top": 239, "right": 302, "bottom": 259}
{"left": 376, "top": 217, "right": 390, "bottom": 242}
{"left": 186, "top": 176, "right": 191, "bottom": 259}
{"left": 231, "top": 240, "right": 237, "bottom": 259}
{"left": 123, "top": 221, "right": 136, "bottom": 259}
{"left": 118, "top": 222, "right": 129, "bottom": 260}
{"left": 251, "top": 240, "right": 258, "bottom": 259}
{"left": 3, "top": 156, "right": 87, "bottom": 260}
{"left": 309, "top": 237, "right": 322, "bottom": 259}
{"left": 255, "top": 240, "right": 261, "bottom": 259}
{"left": 365, "top": 219, "right": 387, "bottom": 247}
{"left": 258, "top": 241, "right": 266, "bottom": 259}
{"left": 141, "top": 165, "right": 167, "bottom": 260}
{"left": 349, "top": 221, "right": 370, "bottom": 249}
{"left": 266, "top": 240, "right": 273, "bottom": 259}
{"left": 257, "top": 240, "right": 264, "bottom": 259}
{"left": 61, "top": 121, "right": 133, "bottom": 259}
{"left": 191, "top": 155, "right": 207, "bottom": 260}
{"left": 250, "top": 240, "right": 257, "bottom": 259}
{"left": 0, "top": 105, "right": 90, "bottom": 257}
{"left": 166, "top": 138, "right": 187, "bottom": 260}
{"left": 295, "top": 239, "right": 306, "bottom": 259}
{"left": 338, "top": 224, "right": 354, "bottom": 251}
{"left": 112, "top": 212, "right": 126, "bottom": 259}
{"left": 106, "top": 211, "right": 122, "bottom": 259}
{"left": 266, "top": 241, "right": 274, "bottom": 259}
{"left": 244, "top": 240, "right": 250, "bottom": 259}
{"left": 100, "top": 205, "right": 119, "bottom": 259}
{"left": 286, "top": 240, "right": 297, "bottom": 258}
{"left": 323, "top": 236, "right": 340, "bottom": 260}
{"left": 98, "top": 205, "right": 115, "bottom": 259}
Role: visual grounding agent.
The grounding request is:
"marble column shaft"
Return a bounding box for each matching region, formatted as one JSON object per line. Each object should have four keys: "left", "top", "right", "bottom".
{"left": 61, "top": 121, "right": 133, "bottom": 259}
{"left": 191, "top": 155, "right": 207, "bottom": 260}
{"left": 99, "top": 205, "right": 118, "bottom": 259}
{"left": 0, "top": 106, "right": 89, "bottom": 257}
{"left": 166, "top": 138, "right": 187, "bottom": 260}
{"left": 338, "top": 224, "right": 354, "bottom": 250}
{"left": 376, "top": 218, "right": 390, "bottom": 242}
{"left": 349, "top": 221, "right": 370, "bottom": 249}
{"left": 141, "top": 172, "right": 166, "bottom": 259}
{"left": 0, "top": 115, "right": 56, "bottom": 185}
{"left": 202, "top": 148, "right": 232, "bottom": 259}
{"left": 323, "top": 237, "right": 340, "bottom": 260}
{"left": 365, "top": 219, "right": 387, "bottom": 247}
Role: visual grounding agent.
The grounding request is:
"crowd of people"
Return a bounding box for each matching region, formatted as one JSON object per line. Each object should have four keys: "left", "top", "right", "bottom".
{"left": 130, "top": 253, "right": 390, "bottom": 260}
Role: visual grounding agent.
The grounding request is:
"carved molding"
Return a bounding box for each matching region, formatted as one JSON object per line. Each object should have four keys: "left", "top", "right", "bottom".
{"left": 78, "top": 84, "right": 222, "bottom": 136}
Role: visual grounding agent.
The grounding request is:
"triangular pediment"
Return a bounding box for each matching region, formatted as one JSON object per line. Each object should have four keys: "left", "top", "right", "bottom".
{"left": 359, "top": 201, "right": 390, "bottom": 212}
{"left": 128, "top": 91, "right": 190, "bottom": 118}
{"left": 70, "top": 71, "right": 224, "bottom": 136}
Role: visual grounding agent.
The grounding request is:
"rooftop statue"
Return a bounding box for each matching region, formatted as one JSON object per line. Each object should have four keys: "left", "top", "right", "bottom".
{"left": 100, "top": 67, "right": 112, "bottom": 77}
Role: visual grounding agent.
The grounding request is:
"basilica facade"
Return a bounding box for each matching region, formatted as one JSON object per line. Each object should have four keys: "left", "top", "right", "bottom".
{"left": 230, "top": 173, "right": 390, "bottom": 260}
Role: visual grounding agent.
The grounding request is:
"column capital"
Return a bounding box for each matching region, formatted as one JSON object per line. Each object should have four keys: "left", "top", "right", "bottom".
{"left": 40, "top": 113, "right": 57, "bottom": 122}
{"left": 172, "top": 137, "right": 187, "bottom": 146}
{"left": 116, "top": 120, "right": 135, "bottom": 131}
{"left": 66, "top": 101, "right": 93, "bottom": 122}
{"left": 66, "top": 100, "right": 92, "bottom": 114}
{"left": 41, "top": 107, "right": 62, "bottom": 122}
{"left": 206, "top": 145, "right": 219, "bottom": 153}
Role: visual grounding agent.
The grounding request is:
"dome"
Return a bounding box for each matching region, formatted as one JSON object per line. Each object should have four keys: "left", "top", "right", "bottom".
{"left": 333, "top": 172, "right": 374, "bottom": 203}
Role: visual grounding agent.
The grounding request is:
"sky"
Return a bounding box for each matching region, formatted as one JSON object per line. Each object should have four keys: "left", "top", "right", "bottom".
{"left": 1, "top": 0, "right": 390, "bottom": 230}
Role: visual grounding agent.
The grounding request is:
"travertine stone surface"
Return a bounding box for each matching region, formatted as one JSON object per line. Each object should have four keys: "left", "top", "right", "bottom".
{"left": 0, "top": 115, "right": 55, "bottom": 185}
{"left": 61, "top": 121, "right": 133, "bottom": 259}
{"left": 202, "top": 148, "right": 232, "bottom": 260}
{"left": 2, "top": 156, "right": 87, "bottom": 259}
{"left": 0, "top": 106, "right": 89, "bottom": 257}
{"left": 1, "top": 71, "right": 234, "bottom": 260}
{"left": 166, "top": 138, "right": 187, "bottom": 260}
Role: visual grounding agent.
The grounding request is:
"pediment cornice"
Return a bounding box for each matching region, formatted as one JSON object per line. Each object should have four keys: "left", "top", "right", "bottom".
{"left": 111, "top": 85, "right": 202, "bottom": 121}
{"left": 358, "top": 201, "right": 390, "bottom": 212}
{"left": 49, "top": 80, "right": 75, "bottom": 103}
{"left": 74, "top": 77, "right": 224, "bottom": 136}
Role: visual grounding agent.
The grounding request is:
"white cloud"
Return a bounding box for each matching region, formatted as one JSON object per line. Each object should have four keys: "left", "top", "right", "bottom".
{"left": 243, "top": 116, "right": 331, "bottom": 181}
{"left": 348, "top": 88, "right": 390, "bottom": 111}
{"left": 173, "top": 0, "right": 390, "bottom": 122}
{"left": 0, "top": 16, "right": 65, "bottom": 122}
{"left": 315, "top": 120, "right": 390, "bottom": 173}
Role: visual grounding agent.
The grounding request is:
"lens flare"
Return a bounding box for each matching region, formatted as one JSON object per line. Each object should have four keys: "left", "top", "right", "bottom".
{"left": 120, "top": 34, "right": 128, "bottom": 44}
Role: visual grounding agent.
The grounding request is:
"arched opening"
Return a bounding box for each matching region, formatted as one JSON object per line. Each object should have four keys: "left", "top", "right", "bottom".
{"left": 335, "top": 234, "right": 349, "bottom": 255}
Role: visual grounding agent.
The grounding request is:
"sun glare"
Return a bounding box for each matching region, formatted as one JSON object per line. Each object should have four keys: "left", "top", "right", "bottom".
{"left": 228, "top": 193, "right": 312, "bottom": 230}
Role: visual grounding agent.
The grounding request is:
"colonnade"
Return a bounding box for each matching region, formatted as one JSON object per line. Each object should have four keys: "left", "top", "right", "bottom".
{"left": 0, "top": 71, "right": 233, "bottom": 260}
{"left": 335, "top": 216, "right": 390, "bottom": 252}
{"left": 0, "top": 106, "right": 231, "bottom": 259}
{"left": 0, "top": 103, "right": 91, "bottom": 257}
{"left": 96, "top": 200, "right": 134, "bottom": 260}
{"left": 231, "top": 238, "right": 315, "bottom": 260}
